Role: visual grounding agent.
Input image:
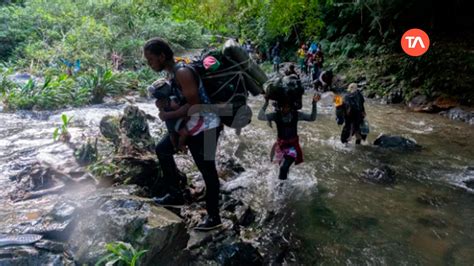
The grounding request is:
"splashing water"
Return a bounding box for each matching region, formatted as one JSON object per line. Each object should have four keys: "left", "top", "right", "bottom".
{"left": 0, "top": 92, "right": 473, "bottom": 264}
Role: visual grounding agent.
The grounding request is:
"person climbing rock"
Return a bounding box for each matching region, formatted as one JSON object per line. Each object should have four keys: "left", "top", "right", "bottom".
{"left": 144, "top": 37, "right": 223, "bottom": 231}
{"left": 259, "top": 77, "right": 320, "bottom": 180}
{"left": 336, "top": 83, "right": 367, "bottom": 144}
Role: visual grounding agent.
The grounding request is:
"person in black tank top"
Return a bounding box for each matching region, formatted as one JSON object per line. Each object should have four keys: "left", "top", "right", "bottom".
{"left": 258, "top": 94, "right": 320, "bottom": 180}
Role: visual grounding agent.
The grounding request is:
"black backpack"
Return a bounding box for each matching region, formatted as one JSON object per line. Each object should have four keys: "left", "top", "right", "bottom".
{"left": 344, "top": 91, "right": 364, "bottom": 116}
{"left": 181, "top": 47, "right": 265, "bottom": 128}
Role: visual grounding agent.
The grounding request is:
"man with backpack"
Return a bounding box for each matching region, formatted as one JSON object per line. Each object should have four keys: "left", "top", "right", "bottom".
{"left": 336, "top": 83, "right": 367, "bottom": 144}
{"left": 260, "top": 75, "right": 320, "bottom": 180}
{"left": 144, "top": 38, "right": 223, "bottom": 231}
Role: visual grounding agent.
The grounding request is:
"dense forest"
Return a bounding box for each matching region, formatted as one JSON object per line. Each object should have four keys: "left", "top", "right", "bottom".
{"left": 1, "top": 1, "right": 473, "bottom": 265}
{"left": 1, "top": 0, "right": 473, "bottom": 110}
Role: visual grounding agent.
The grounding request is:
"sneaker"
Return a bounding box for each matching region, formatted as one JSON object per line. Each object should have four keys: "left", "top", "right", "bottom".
{"left": 194, "top": 215, "right": 223, "bottom": 231}
{"left": 153, "top": 193, "right": 185, "bottom": 208}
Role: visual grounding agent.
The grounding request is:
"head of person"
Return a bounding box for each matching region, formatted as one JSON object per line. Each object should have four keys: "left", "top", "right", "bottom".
{"left": 278, "top": 101, "right": 291, "bottom": 114}
{"left": 347, "top": 83, "right": 358, "bottom": 93}
{"left": 143, "top": 37, "right": 174, "bottom": 72}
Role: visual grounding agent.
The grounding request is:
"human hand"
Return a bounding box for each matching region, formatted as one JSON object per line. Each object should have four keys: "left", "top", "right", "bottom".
{"left": 313, "top": 93, "right": 321, "bottom": 102}
{"left": 158, "top": 110, "right": 168, "bottom": 121}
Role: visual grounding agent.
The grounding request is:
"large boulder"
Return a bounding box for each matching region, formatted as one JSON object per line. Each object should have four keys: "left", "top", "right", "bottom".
{"left": 0, "top": 245, "right": 73, "bottom": 266}
{"left": 119, "top": 105, "right": 155, "bottom": 154}
{"left": 68, "top": 185, "right": 188, "bottom": 265}
{"left": 408, "top": 95, "right": 436, "bottom": 113}
{"left": 214, "top": 242, "right": 263, "bottom": 266}
{"left": 373, "top": 134, "right": 421, "bottom": 150}
{"left": 439, "top": 107, "right": 474, "bottom": 125}
{"left": 98, "top": 106, "right": 163, "bottom": 191}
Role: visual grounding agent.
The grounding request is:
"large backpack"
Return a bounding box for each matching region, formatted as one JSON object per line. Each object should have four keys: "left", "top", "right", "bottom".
{"left": 181, "top": 40, "right": 267, "bottom": 128}
{"left": 344, "top": 91, "right": 364, "bottom": 116}
{"left": 264, "top": 74, "right": 304, "bottom": 110}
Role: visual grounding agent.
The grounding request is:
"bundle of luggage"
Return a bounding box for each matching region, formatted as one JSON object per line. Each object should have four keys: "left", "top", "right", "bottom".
{"left": 264, "top": 74, "right": 304, "bottom": 110}
{"left": 151, "top": 39, "right": 268, "bottom": 129}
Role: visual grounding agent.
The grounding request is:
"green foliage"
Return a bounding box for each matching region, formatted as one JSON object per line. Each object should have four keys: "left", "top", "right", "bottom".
{"left": 1, "top": 0, "right": 205, "bottom": 70}
{"left": 53, "top": 113, "right": 73, "bottom": 142}
{"left": 78, "top": 66, "right": 127, "bottom": 104}
{"left": 95, "top": 241, "right": 147, "bottom": 266}
{"left": 75, "top": 138, "right": 98, "bottom": 165}
{"left": 4, "top": 74, "right": 79, "bottom": 110}
{"left": 89, "top": 159, "right": 119, "bottom": 180}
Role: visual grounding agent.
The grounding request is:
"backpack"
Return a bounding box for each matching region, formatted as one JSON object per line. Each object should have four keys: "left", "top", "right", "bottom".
{"left": 265, "top": 74, "right": 304, "bottom": 110}
{"left": 178, "top": 39, "right": 266, "bottom": 128}
{"left": 344, "top": 92, "right": 364, "bottom": 116}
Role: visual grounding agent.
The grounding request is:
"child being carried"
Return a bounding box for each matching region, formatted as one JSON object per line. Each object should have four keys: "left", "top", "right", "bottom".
{"left": 149, "top": 79, "right": 189, "bottom": 152}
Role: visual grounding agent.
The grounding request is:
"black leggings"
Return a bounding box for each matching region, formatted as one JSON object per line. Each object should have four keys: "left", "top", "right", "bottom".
{"left": 279, "top": 156, "right": 295, "bottom": 180}
{"left": 156, "top": 127, "right": 222, "bottom": 217}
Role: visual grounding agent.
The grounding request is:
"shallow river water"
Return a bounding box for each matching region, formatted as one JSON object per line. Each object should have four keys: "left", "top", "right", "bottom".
{"left": 0, "top": 93, "right": 473, "bottom": 265}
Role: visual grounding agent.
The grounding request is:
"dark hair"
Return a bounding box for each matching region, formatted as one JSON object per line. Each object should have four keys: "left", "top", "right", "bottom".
{"left": 144, "top": 38, "right": 174, "bottom": 60}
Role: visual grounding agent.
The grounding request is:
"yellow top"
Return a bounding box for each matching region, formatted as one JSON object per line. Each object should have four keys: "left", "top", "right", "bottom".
{"left": 334, "top": 94, "right": 343, "bottom": 107}
{"left": 297, "top": 48, "right": 305, "bottom": 58}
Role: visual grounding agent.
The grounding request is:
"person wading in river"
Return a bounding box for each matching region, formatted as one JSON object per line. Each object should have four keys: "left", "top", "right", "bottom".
{"left": 336, "top": 83, "right": 367, "bottom": 144}
{"left": 259, "top": 76, "right": 320, "bottom": 180}
{"left": 144, "top": 38, "right": 223, "bottom": 231}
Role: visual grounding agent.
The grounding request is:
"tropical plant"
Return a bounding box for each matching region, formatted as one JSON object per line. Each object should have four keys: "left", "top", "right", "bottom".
{"left": 53, "top": 113, "right": 73, "bottom": 142}
{"left": 78, "top": 66, "right": 126, "bottom": 104}
{"left": 95, "top": 241, "right": 148, "bottom": 266}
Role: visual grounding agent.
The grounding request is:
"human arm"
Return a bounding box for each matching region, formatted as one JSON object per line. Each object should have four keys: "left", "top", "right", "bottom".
{"left": 159, "top": 67, "right": 200, "bottom": 121}
{"left": 257, "top": 99, "right": 276, "bottom": 121}
{"left": 298, "top": 94, "right": 320, "bottom": 121}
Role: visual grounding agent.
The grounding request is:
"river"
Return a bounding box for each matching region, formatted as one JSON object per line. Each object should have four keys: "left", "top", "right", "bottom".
{"left": 0, "top": 93, "right": 473, "bottom": 265}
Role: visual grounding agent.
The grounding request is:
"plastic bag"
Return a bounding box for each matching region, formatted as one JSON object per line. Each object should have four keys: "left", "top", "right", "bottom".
{"left": 360, "top": 119, "right": 370, "bottom": 135}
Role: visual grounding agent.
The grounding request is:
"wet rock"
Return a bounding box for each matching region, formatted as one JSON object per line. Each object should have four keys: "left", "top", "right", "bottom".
{"left": 0, "top": 245, "right": 73, "bottom": 266}
{"left": 221, "top": 198, "right": 243, "bottom": 212}
{"left": 99, "top": 115, "right": 121, "bottom": 147}
{"left": 236, "top": 206, "right": 256, "bottom": 227}
{"left": 8, "top": 162, "right": 62, "bottom": 201}
{"left": 34, "top": 239, "right": 66, "bottom": 253}
{"left": 373, "top": 134, "right": 421, "bottom": 150}
{"left": 214, "top": 242, "right": 263, "bottom": 266}
{"left": 439, "top": 107, "right": 474, "bottom": 125}
{"left": 385, "top": 88, "right": 403, "bottom": 104}
{"left": 68, "top": 186, "right": 188, "bottom": 265}
{"left": 15, "top": 201, "right": 77, "bottom": 239}
{"left": 408, "top": 95, "right": 436, "bottom": 113}
{"left": 360, "top": 166, "right": 395, "bottom": 184}
{"left": 433, "top": 96, "right": 458, "bottom": 110}
{"left": 222, "top": 159, "right": 245, "bottom": 174}
{"left": 187, "top": 222, "right": 232, "bottom": 250}
{"left": 97, "top": 106, "right": 163, "bottom": 191}
{"left": 0, "top": 234, "right": 43, "bottom": 247}
{"left": 119, "top": 105, "right": 155, "bottom": 154}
